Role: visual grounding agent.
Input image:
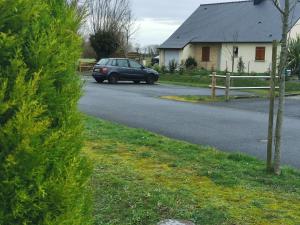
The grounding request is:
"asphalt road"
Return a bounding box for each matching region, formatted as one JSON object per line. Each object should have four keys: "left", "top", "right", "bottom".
{"left": 79, "top": 79, "right": 300, "bottom": 168}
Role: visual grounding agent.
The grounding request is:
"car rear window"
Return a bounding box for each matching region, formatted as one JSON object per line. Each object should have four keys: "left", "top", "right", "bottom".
{"left": 110, "top": 59, "right": 117, "bottom": 66}
{"left": 129, "top": 60, "right": 141, "bottom": 68}
{"left": 117, "top": 59, "right": 129, "bottom": 67}
{"left": 97, "top": 59, "right": 109, "bottom": 65}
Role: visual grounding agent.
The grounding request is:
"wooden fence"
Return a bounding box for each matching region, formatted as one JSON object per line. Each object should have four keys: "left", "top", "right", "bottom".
{"left": 78, "top": 61, "right": 96, "bottom": 72}
{"left": 209, "top": 72, "right": 279, "bottom": 101}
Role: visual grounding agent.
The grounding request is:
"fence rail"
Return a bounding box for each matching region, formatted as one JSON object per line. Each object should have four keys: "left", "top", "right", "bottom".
{"left": 78, "top": 62, "right": 96, "bottom": 72}
{"left": 209, "top": 72, "right": 279, "bottom": 101}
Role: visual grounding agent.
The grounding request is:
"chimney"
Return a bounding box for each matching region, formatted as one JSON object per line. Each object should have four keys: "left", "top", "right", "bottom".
{"left": 254, "top": 0, "right": 264, "bottom": 5}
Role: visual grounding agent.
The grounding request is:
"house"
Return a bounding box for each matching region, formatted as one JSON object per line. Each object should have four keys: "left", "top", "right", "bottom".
{"left": 159, "top": 0, "right": 300, "bottom": 73}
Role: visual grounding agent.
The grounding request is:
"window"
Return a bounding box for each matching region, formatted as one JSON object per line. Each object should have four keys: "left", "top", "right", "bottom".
{"left": 129, "top": 60, "right": 142, "bottom": 68}
{"left": 233, "top": 46, "right": 239, "bottom": 58}
{"left": 110, "top": 59, "right": 117, "bottom": 66}
{"left": 97, "top": 58, "right": 109, "bottom": 65}
{"left": 117, "top": 59, "right": 129, "bottom": 67}
{"left": 202, "top": 47, "right": 210, "bottom": 62}
{"left": 255, "top": 47, "right": 265, "bottom": 61}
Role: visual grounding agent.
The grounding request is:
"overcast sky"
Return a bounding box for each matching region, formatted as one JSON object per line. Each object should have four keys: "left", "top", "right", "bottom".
{"left": 131, "top": 0, "right": 238, "bottom": 46}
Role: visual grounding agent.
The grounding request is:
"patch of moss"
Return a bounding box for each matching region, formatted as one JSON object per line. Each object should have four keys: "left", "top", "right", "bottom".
{"left": 84, "top": 116, "right": 300, "bottom": 225}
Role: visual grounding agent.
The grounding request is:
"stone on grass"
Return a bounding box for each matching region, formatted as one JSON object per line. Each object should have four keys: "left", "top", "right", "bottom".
{"left": 158, "top": 219, "right": 195, "bottom": 225}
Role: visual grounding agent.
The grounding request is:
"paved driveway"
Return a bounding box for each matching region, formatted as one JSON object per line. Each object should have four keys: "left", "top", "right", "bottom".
{"left": 79, "top": 79, "right": 300, "bottom": 168}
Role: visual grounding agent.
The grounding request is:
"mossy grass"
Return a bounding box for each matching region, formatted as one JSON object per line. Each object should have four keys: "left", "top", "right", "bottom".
{"left": 160, "top": 95, "right": 259, "bottom": 103}
{"left": 84, "top": 116, "right": 300, "bottom": 225}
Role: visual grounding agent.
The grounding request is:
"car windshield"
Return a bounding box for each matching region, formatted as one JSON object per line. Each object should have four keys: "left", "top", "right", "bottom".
{"left": 97, "top": 59, "right": 109, "bottom": 65}
{"left": 129, "top": 60, "right": 142, "bottom": 68}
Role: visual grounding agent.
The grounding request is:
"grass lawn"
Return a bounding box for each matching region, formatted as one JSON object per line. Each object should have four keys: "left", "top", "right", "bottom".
{"left": 84, "top": 116, "right": 300, "bottom": 225}
{"left": 159, "top": 72, "right": 300, "bottom": 97}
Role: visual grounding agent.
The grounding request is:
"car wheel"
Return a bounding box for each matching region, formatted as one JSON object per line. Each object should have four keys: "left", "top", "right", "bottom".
{"left": 134, "top": 81, "right": 140, "bottom": 84}
{"left": 146, "top": 76, "right": 155, "bottom": 85}
{"left": 108, "top": 74, "right": 118, "bottom": 84}
{"left": 95, "top": 78, "right": 104, "bottom": 83}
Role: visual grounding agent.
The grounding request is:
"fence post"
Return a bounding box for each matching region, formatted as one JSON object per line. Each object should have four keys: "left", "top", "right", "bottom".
{"left": 225, "top": 73, "right": 231, "bottom": 102}
{"left": 211, "top": 72, "right": 217, "bottom": 99}
{"left": 267, "top": 40, "right": 277, "bottom": 172}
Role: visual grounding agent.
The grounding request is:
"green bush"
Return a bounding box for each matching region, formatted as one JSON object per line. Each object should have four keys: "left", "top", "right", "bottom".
{"left": 168, "top": 59, "right": 178, "bottom": 73}
{"left": 90, "top": 30, "right": 120, "bottom": 60}
{"left": 0, "top": 1, "right": 92, "bottom": 224}
{"left": 152, "top": 64, "right": 160, "bottom": 72}
{"left": 288, "top": 36, "right": 300, "bottom": 79}
{"left": 160, "top": 65, "right": 167, "bottom": 74}
{"left": 185, "top": 57, "right": 198, "bottom": 69}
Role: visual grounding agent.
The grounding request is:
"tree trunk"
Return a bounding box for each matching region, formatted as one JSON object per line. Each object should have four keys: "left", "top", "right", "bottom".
{"left": 267, "top": 41, "right": 277, "bottom": 172}
{"left": 274, "top": 0, "right": 289, "bottom": 175}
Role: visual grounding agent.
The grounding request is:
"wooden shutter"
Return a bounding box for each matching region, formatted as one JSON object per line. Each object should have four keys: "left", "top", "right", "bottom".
{"left": 255, "top": 47, "right": 265, "bottom": 61}
{"left": 202, "top": 47, "right": 210, "bottom": 62}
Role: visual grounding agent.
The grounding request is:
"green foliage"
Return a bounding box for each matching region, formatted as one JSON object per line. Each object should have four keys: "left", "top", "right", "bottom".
{"left": 160, "top": 65, "right": 167, "bottom": 74}
{"left": 152, "top": 64, "right": 160, "bottom": 73}
{"left": 168, "top": 59, "right": 178, "bottom": 73}
{"left": 90, "top": 30, "right": 120, "bottom": 60}
{"left": 184, "top": 56, "right": 198, "bottom": 69}
{"left": 85, "top": 116, "right": 300, "bottom": 225}
{"left": 0, "top": 1, "right": 92, "bottom": 224}
{"left": 178, "top": 65, "right": 185, "bottom": 75}
{"left": 288, "top": 36, "right": 300, "bottom": 78}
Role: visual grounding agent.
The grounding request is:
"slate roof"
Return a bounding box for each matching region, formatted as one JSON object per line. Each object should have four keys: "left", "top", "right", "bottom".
{"left": 160, "top": 0, "right": 300, "bottom": 49}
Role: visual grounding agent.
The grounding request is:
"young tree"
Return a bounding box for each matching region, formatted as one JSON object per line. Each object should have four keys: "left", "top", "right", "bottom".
{"left": 0, "top": 0, "right": 92, "bottom": 224}
{"left": 272, "top": 0, "right": 296, "bottom": 175}
{"left": 237, "top": 57, "right": 245, "bottom": 73}
{"left": 222, "top": 31, "right": 239, "bottom": 73}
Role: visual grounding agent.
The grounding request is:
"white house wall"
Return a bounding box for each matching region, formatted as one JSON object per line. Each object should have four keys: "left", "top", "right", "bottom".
{"left": 289, "top": 18, "right": 300, "bottom": 39}
{"left": 180, "top": 44, "right": 195, "bottom": 63}
{"left": 159, "top": 50, "right": 165, "bottom": 67}
{"left": 220, "top": 43, "right": 275, "bottom": 73}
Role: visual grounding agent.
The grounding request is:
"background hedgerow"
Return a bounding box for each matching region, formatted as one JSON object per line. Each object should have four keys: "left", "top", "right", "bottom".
{"left": 0, "top": 1, "right": 92, "bottom": 224}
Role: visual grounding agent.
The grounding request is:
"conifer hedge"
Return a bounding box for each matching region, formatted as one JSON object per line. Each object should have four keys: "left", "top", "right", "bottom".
{"left": 0, "top": 1, "right": 92, "bottom": 224}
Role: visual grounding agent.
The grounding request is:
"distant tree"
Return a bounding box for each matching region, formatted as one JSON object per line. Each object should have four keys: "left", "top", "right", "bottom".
{"left": 90, "top": 29, "right": 120, "bottom": 59}
{"left": 87, "top": 0, "right": 136, "bottom": 57}
{"left": 82, "top": 40, "right": 97, "bottom": 58}
{"left": 144, "top": 45, "right": 159, "bottom": 57}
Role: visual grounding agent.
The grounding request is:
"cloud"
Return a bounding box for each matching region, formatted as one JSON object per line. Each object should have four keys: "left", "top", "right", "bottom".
{"left": 133, "top": 18, "right": 182, "bottom": 46}
{"left": 130, "top": 0, "right": 241, "bottom": 46}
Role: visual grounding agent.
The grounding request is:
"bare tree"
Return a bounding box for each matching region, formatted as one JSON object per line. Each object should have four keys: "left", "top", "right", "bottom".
{"left": 222, "top": 31, "right": 239, "bottom": 73}
{"left": 121, "top": 10, "right": 139, "bottom": 55}
{"left": 87, "top": 0, "right": 137, "bottom": 56}
{"left": 88, "top": 0, "right": 128, "bottom": 33}
{"left": 143, "top": 45, "right": 159, "bottom": 57}
{"left": 272, "top": 0, "right": 296, "bottom": 175}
